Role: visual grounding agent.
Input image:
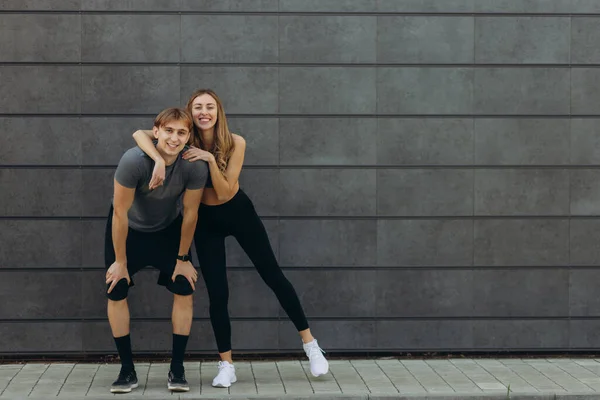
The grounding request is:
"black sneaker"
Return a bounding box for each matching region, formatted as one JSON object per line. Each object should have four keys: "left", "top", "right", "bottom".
{"left": 110, "top": 369, "right": 138, "bottom": 393}
{"left": 168, "top": 369, "right": 189, "bottom": 392}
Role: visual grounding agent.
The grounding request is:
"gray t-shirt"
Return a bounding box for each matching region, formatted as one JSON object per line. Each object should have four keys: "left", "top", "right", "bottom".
{"left": 114, "top": 146, "right": 208, "bottom": 232}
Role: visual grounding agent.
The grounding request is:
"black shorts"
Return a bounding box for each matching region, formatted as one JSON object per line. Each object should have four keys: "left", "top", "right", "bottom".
{"left": 104, "top": 206, "right": 191, "bottom": 289}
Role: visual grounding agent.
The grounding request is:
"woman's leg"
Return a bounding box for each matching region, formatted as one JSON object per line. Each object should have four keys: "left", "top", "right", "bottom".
{"left": 232, "top": 195, "right": 329, "bottom": 376}
{"left": 195, "top": 221, "right": 238, "bottom": 387}
{"left": 232, "top": 201, "right": 309, "bottom": 334}
{"left": 194, "top": 227, "right": 231, "bottom": 358}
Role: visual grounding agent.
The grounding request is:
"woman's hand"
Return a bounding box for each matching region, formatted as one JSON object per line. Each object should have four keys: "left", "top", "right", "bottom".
{"left": 183, "top": 146, "right": 215, "bottom": 163}
{"left": 149, "top": 159, "right": 166, "bottom": 190}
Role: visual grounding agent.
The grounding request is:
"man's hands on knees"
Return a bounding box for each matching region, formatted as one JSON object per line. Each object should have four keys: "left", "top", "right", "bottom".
{"left": 106, "top": 261, "right": 131, "bottom": 294}
{"left": 172, "top": 260, "right": 197, "bottom": 291}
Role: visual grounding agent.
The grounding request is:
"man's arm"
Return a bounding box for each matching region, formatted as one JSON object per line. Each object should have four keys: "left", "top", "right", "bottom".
{"left": 171, "top": 188, "right": 204, "bottom": 290}
{"left": 106, "top": 180, "right": 135, "bottom": 293}
{"left": 179, "top": 188, "right": 204, "bottom": 256}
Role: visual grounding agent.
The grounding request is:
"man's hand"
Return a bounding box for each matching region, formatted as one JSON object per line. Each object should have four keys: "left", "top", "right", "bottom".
{"left": 172, "top": 260, "right": 198, "bottom": 291}
{"left": 106, "top": 261, "right": 131, "bottom": 293}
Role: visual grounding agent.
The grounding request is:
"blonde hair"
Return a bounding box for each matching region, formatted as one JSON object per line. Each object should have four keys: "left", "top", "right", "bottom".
{"left": 153, "top": 107, "right": 193, "bottom": 131}
{"left": 186, "top": 89, "right": 235, "bottom": 174}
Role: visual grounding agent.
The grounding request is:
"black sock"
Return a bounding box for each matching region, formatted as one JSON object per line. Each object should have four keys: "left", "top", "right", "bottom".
{"left": 113, "top": 334, "right": 134, "bottom": 373}
{"left": 170, "top": 334, "right": 189, "bottom": 374}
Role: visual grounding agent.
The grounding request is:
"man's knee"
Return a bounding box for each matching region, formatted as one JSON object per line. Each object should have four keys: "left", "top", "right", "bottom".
{"left": 106, "top": 278, "right": 130, "bottom": 301}
{"left": 168, "top": 275, "right": 194, "bottom": 296}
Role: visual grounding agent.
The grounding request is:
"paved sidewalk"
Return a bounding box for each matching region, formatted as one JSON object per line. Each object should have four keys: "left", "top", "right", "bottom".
{"left": 4, "top": 358, "right": 600, "bottom": 399}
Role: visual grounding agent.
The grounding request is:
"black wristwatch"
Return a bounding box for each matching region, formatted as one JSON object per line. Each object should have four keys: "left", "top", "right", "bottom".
{"left": 176, "top": 254, "right": 190, "bottom": 262}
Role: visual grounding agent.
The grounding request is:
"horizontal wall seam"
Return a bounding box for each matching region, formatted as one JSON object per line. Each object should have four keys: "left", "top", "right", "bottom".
{"left": 1, "top": 215, "right": 599, "bottom": 220}
{"left": 1, "top": 114, "right": 598, "bottom": 118}
{"left": 0, "top": 316, "right": 593, "bottom": 323}
{"left": 1, "top": 266, "right": 594, "bottom": 271}
{"left": 1, "top": 11, "right": 600, "bottom": 17}
{"left": 4, "top": 165, "right": 600, "bottom": 169}
{"left": 0, "top": 62, "right": 597, "bottom": 67}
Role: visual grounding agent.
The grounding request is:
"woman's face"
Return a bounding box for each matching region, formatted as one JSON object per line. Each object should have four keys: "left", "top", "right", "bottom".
{"left": 191, "top": 93, "right": 218, "bottom": 131}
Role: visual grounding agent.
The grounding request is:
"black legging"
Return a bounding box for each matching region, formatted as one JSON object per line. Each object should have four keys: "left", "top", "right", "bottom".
{"left": 194, "top": 189, "right": 309, "bottom": 353}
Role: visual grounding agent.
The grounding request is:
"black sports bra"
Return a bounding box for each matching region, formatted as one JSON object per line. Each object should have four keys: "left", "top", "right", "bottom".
{"left": 205, "top": 171, "right": 213, "bottom": 188}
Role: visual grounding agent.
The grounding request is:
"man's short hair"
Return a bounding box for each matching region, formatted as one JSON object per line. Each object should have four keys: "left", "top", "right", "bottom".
{"left": 153, "top": 107, "right": 193, "bottom": 131}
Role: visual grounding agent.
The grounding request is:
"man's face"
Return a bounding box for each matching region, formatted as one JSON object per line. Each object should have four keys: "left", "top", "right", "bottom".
{"left": 153, "top": 120, "right": 191, "bottom": 157}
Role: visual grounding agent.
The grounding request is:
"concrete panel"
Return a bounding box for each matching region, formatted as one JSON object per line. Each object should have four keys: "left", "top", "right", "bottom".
{"left": 0, "top": 220, "right": 82, "bottom": 268}
{"left": 239, "top": 169, "right": 279, "bottom": 216}
{"left": 228, "top": 118, "right": 279, "bottom": 166}
{"left": 377, "top": 321, "right": 473, "bottom": 349}
{"left": 284, "top": 270, "right": 377, "bottom": 317}
{"left": 280, "top": 16, "right": 376, "bottom": 63}
{"left": 82, "top": 0, "right": 179, "bottom": 10}
{"left": 280, "top": 169, "right": 376, "bottom": 216}
{"left": 182, "top": 15, "right": 278, "bottom": 63}
{"left": 376, "top": 270, "right": 473, "bottom": 317}
{"left": 473, "top": 269, "right": 569, "bottom": 317}
{"left": 0, "top": 323, "right": 82, "bottom": 353}
{"left": 475, "top": 17, "right": 570, "bottom": 63}
{"left": 280, "top": 118, "right": 377, "bottom": 165}
{"left": 474, "top": 219, "right": 569, "bottom": 266}
{"left": 572, "top": 18, "right": 600, "bottom": 64}
{"left": 377, "top": 219, "right": 473, "bottom": 267}
{"left": 475, "top": 119, "right": 570, "bottom": 165}
{"left": 378, "top": 169, "right": 473, "bottom": 216}
{"left": 0, "top": 0, "right": 80, "bottom": 10}
{"left": 180, "top": 0, "right": 278, "bottom": 11}
{"left": 474, "top": 68, "right": 570, "bottom": 115}
{"left": 571, "top": 170, "right": 600, "bottom": 215}
{"left": 82, "top": 66, "right": 179, "bottom": 114}
{"left": 0, "top": 271, "right": 82, "bottom": 318}
{"left": 377, "top": 118, "right": 473, "bottom": 165}
{"left": 0, "top": 169, "right": 82, "bottom": 216}
{"left": 571, "top": 219, "right": 600, "bottom": 265}
{"left": 474, "top": 0, "right": 571, "bottom": 13}
{"left": 572, "top": 69, "right": 600, "bottom": 115}
{"left": 181, "top": 67, "right": 278, "bottom": 114}
{"left": 280, "top": 0, "right": 376, "bottom": 12}
{"left": 280, "top": 67, "right": 376, "bottom": 114}
{"left": 474, "top": 169, "right": 570, "bottom": 215}
{"left": 571, "top": 119, "right": 600, "bottom": 164}
{"left": 378, "top": 16, "right": 474, "bottom": 63}
{"left": 0, "top": 14, "right": 80, "bottom": 62}
{"left": 82, "top": 15, "right": 179, "bottom": 62}
{"left": 0, "top": 118, "right": 82, "bottom": 165}
{"left": 279, "top": 321, "right": 376, "bottom": 350}
{"left": 474, "top": 320, "right": 569, "bottom": 349}
{"left": 279, "top": 220, "right": 377, "bottom": 266}
{"left": 0, "top": 66, "right": 81, "bottom": 114}
{"left": 570, "top": 269, "right": 600, "bottom": 316}
{"left": 378, "top": 68, "right": 473, "bottom": 114}
{"left": 81, "top": 117, "right": 154, "bottom": 166}
{"left": 378, "top": 0, "right": 473, "bottom": 12}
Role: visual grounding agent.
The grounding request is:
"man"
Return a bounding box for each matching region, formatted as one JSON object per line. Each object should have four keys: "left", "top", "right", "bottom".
{"left": 104, "top": 107, "right": 207, "bottom": 393}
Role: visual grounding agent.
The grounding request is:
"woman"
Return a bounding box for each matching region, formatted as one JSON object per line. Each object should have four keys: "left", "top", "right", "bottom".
{"left": 132, "top": 89, "right": 328, "bottom": 388}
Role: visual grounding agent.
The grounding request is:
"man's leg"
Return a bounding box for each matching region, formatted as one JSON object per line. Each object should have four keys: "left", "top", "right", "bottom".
{"left": 104, "top": 209, "right": 140, "bottom": 393}
{"left": 107, "top": 297, "right": 133, "bottom": 371}
{"left": 171, "top": 293, "right": 193, "bottom": 374}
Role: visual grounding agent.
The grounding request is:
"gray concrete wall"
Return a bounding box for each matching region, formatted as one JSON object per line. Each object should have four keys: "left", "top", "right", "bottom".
{"left": 1, "top": 0, "right": 600, "bottom": 356}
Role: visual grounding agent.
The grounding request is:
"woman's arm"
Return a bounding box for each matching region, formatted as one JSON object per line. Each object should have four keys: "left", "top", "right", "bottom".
{"left": 182, "top": 134, "right": 246, "bottom": 201}
{"left": 132, "top": 129, "right": 165, "bottom": 190}
{"left": 207, "top": 134, "right": 246, "bottom": 201}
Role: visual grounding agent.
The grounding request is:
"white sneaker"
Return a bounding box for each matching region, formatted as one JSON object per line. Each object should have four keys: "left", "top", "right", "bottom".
{"left": 212, "top": 361, "right": 237, "bottom": 388}
{"left": 303, "top": 339, "right": 329, "bottom": 377}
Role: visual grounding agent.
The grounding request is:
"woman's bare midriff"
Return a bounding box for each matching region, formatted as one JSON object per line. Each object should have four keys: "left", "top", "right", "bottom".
{"left": 201, "top": 182, "right": 240, "bottom": 206}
